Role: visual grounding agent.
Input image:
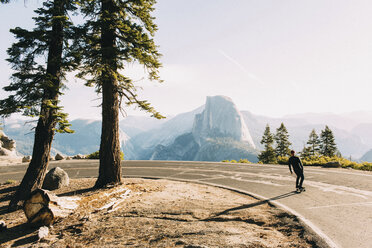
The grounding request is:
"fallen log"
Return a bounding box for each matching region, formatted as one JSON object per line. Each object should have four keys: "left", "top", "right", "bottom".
{"left": 23, "top": 189, "right": 80, "bottom": 226}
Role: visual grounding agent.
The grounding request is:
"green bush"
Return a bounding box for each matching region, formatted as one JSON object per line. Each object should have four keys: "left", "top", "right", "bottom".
{"left": 4, "top": 179, "right": 17, "bottom": 185}
{"left": 238, "top": 159, "right": 251, "bottom": 163}
{"left": 86, "top": 151, "right": 100, "bottom": 159}
{"left": 277, "top": 156, "right": 289, "bottom": 165}
{"left": 86, "top": 151, "right": 125, "bottom": 160}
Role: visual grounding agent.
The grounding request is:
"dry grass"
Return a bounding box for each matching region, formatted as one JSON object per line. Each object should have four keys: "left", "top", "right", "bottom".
{"left": 0, "top": 178, "right": 324, "bottom": 247}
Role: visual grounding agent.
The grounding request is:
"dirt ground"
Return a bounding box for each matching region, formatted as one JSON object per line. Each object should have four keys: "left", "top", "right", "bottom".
{"left": 0, "top": 178, "right": 326, "bottom": 248}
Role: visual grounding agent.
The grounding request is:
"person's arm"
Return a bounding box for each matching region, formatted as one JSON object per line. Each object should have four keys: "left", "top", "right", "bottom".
{"left": 298, "top": 157, "right": 304, "bottom": 170}
{"left": 288, "top": 157, "right": 293, "bottom": 174}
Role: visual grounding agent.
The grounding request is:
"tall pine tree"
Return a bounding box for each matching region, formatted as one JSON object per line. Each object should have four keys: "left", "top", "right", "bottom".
{"left": 0, "top": 0, "right": 77, "bottom": 210}
{"left": 320, "top": 126, "right": 338, "bottom": 157}
{"left": 274, "top": 123, "right": 291, "bottom": 157}
{"left": 76, "top": 0, "right": 163, "bottom": 188}
{"left": 258, "top": 124, "right": 277, "bottom": 164}
{"left": 306, "top": 129, "right": 320, "bottom": 156}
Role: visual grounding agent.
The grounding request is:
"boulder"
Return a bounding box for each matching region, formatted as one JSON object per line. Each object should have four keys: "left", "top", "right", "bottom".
{"left": 22, "top": 156, "right": 32, "bottom": 163}
{"left": 66, "top": 156, "right": 71, "bottom": 160}
{"left": 0, "top": 133, "right": 16, "bottom": 151}
{"left": 0, "top": 148, "right": 13, "bottom": 156}
{"left": 73, "top": 154, "right": 85, "bottom": 159}
{"left": 55, "top": 153, "right": 64, "bottom": 161}
{"left": 42, "top": 167, "right": 69, "bottom": 190}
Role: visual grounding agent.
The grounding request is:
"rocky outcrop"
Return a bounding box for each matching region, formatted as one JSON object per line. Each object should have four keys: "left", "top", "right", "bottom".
{"left": 22, "top": 156, "right": 32, "bottom": 163}
{"left": 55, "top": 153, "right": 64, "bottom": 161}
{"left": 192, "top": 96, "right": 255, "bottom": 148}
{"left": 150, "top": 96, "right": 258, "bottom": 162}
{"left": 42, "top": 167, "right": 69, "bottom": 190}
{"left": 0, "top": 131, "right": 17, "bottom": 157}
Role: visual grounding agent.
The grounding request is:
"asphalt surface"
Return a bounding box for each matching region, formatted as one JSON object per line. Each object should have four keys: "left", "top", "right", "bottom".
{"left": 1, "top": 160, "right": 371, "bottom": 248}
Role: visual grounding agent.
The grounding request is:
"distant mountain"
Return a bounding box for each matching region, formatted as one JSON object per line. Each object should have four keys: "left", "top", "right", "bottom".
{"left": 130, "top": 105, "right": 204, "bottom": 155}
{"left": 150, "top": 96, "right": 258, "bottom": 162}
{"left": 3, "top": 96, "right": 372, "bottom": 162}
{"left": 350, "top": 123, "right": 372, "bottom": 148}
{"left": 360, "top": 149, "right": 372, "bottom": 162}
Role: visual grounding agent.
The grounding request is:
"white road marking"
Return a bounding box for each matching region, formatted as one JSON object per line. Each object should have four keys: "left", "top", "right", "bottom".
{"left": 307, "top": 201, "right": 372, "bottom": 209}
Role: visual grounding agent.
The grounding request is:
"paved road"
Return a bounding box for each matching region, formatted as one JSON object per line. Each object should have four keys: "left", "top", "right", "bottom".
{"left": 1, "top": 160, "right": 371, "bottom": 248}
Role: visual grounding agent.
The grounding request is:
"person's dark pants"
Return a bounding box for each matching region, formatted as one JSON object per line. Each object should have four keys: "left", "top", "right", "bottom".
{"left": 294, "top": 170, "right": 304, "bottom": 189}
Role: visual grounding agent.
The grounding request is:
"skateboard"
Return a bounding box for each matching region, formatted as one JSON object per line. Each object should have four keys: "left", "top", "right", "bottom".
{"left": 296, "top": 187, "right": 306, "bottom": 193}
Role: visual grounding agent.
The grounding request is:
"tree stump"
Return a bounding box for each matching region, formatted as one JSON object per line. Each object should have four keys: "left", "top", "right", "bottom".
{"left": 23, "top": 189, "right": 79, "bottom": 226}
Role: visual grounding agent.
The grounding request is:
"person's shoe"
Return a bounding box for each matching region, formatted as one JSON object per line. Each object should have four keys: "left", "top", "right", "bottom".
{"left": 300, "top": 187, "right": 306, "bottom": 192}
{"left": 296, "top": 188, "right": 301, "bottom": 193}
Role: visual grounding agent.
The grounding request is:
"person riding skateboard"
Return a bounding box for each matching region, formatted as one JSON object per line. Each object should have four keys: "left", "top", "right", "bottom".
{"left": 288, "top": 150, "right": 305, "bottom": 192}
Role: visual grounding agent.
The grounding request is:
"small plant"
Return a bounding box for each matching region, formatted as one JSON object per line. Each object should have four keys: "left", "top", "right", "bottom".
{"left": 86, "top": 151, "right": 100, "bottom": 159}
{"left": 238, "top": 159, "right": 251, "bottom": 163}
{"left": 5, "top": 179, "right": 17, "bottom": 185}
{"left": 86, "top": 151, "right": 125, "bottom": 160}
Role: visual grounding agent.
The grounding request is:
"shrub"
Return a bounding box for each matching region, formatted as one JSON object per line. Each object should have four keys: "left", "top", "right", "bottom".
{"left": 277, "top": 156, "right": 289, "bottom": 165}
{"left": 86, "top": 151, "right": 125, "bottom": 160}
{"left": 238, "top": 159, "right": 251, "bottom": 163}
{"left": 4, "top": 179, "right": 17, "bottom": 185}
{"left": 86, "top": 151, "right": 100, "bottom": 159}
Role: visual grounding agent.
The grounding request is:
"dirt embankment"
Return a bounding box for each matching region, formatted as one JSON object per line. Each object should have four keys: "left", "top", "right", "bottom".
{"left": 0, "top": 178, "right": 325, "bottom": 247}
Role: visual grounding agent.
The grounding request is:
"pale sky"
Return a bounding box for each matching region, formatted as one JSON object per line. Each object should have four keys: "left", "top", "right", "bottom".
{"left": 1, "top": 0, "right": 372, "bottom": 120}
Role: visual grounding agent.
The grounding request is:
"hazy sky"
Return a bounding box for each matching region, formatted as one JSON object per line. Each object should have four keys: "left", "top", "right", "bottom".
{"left": 1, "top": 0, "right": 372, "bottom": 120}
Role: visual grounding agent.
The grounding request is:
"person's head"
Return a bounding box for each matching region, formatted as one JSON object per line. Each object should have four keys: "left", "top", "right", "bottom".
{"left": 290, "top": 150, "right": 295, "bottom": 156}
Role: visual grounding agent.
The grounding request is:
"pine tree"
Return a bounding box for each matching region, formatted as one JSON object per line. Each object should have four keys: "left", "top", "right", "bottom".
{"left": 258, "top": 124, "right": 277, "bottom": 164}
{"left": 0, "top": 0, "right": 78, "bottom": 210}
{"left": 306, "top": 129, "right": 321, "bottom": 156}
{"left": 76, "top": 0, "right": 164, "bottom": 188}
{"left": 274, "top": 123, "right": 291, "bottom": 157}
{"left": 320, "top": 126, "right": 338, "bottom": 157}
{"left": 300, "top": 146, "right": 312, "bottom": 159}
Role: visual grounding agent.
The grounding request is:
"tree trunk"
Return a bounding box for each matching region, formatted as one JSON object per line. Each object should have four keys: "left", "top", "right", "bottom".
{"left": 94, "top": 0, "right": 122, "bottom": 188}
{"left": 8, "top": 0, "right": 65, "bottom": 211}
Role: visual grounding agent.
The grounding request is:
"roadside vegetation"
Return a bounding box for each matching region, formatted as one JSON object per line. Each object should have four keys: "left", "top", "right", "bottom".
{"left": 223, "top": 123, "right": 372, "bottom": 172}
{"left": 86, "top": 151, "right": 124, "bottom": 161}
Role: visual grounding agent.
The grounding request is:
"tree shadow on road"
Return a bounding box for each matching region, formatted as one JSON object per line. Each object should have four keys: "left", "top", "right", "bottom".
{"left": 214, "top": 191, "right": 297, "bottom": 217}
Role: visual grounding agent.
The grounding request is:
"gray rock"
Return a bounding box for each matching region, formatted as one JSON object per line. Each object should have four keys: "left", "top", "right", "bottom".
{"left": 42, "top": 167, "right": 69, "bottom": 190}
{"left": 55, "top": 153, "right": 64, "bottom": 161}
{"left": 22, "top": 156, "right": 32, "bottom": 163}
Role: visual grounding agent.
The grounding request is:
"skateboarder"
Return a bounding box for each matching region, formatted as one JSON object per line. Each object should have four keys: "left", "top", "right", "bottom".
{"left": 288, "top": 150, "right": 305, "bottom": 192}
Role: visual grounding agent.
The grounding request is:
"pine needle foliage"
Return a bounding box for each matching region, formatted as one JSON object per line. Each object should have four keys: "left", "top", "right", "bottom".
{"left": 0, "top": 0, "right": 78, "bottom": 133}
{"left": 75, "top": 0, "right": 164, "bottom": 119}
{"left": 274, "top": 123, "right": 291, "bottom": 157}
{"left": 258, "top": 124, "right": 277, "bottom": 164}
{"left": 320, "top": 125, "right": 338, "bottom": 157}
{"left": 306, "top": 129, "right": 321, "bottom": 156}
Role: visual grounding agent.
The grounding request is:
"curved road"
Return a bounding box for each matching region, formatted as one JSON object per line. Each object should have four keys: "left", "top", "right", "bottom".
{"left": 1, "top": 160, "right": 371, "bottom": 248}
